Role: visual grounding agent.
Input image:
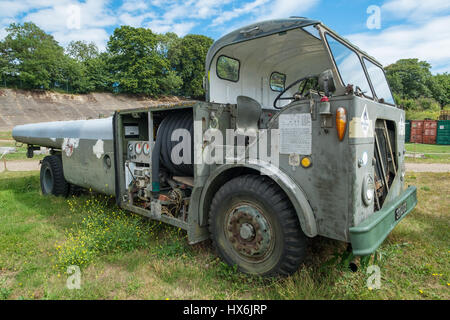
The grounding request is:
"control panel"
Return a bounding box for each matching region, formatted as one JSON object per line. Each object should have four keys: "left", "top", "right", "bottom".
{"left": 127, "top": 141, "right": 151, "bottom": 163}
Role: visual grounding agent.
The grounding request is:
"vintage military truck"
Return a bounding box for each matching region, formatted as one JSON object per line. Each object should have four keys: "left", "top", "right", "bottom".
{"left": 13, "top": 18, "right": 417, "bottom": 276}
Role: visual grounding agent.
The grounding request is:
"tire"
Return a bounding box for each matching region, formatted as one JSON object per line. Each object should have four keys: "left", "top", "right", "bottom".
{"left": 40, "top": 155, "right": 69, "bottom": 197}
{"left": 208, "top": 174, "right": 307, "bottom": 276}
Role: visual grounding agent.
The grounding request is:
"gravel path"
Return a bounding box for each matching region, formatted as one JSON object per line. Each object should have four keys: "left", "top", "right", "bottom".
{"left": 0, "top": 160, "right": 41, "bottom": 172}
{"left": 1, "top": 160, "right": 449, "bottom": 173}
{"left": 406, "top": 163, "right": 450, "bottom": 173}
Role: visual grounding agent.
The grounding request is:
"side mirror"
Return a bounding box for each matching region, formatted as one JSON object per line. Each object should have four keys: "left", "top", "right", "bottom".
{"left": 318, "top": 69, "right": 336, "bottom": 96}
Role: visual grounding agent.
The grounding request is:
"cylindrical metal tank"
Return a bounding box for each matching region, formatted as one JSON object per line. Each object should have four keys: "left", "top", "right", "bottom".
{"left": 12, "top": 118, "right": 116, "bottom": 196}
{"left": 12, "top": 118, "right": 114, "bottom": 148}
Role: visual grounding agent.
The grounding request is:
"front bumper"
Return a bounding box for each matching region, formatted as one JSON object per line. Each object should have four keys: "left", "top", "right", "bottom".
{"left": 349, "top": 186, "right": 417, "bottom": 256}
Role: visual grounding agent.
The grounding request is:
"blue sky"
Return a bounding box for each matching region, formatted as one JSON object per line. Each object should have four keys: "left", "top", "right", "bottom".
{"left": 0, "top": 0, "right": 449, "bottom": 73}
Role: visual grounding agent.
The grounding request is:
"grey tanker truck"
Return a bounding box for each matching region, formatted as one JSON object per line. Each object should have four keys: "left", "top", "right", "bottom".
{"left": 12, "top": 18, "right": 417, "bottom": 276}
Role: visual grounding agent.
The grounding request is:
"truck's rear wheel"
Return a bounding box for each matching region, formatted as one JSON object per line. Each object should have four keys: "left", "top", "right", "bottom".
{"left": 208, "top": 174, "right": 306, "bottom": 276}
{"left": 40, "top": 155, "right": 69, "bottom": 196}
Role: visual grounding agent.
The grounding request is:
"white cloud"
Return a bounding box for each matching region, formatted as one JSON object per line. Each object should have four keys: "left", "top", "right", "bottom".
{"left": 119, "top": 12, "right": 155, "bottom": 27}
{"left": 23, "top": 0, "right": 116, "bottom": 31}
{"left": 211, "top": 0, "right": 319, "bottom": 37}
{"left": 258, "top": 0, "right": 319, "bottom": 21}
{"left": 381, "top": 0, "right": 450, "bottom": 21}
{"left": 0, "top": 0, "right": 116, "bottom": 50}
{"left": 146, "top": 20, "right": 196, "bottom": 36}
{"left": 212, "top": 0, "right": 319, "bottom": 27}
{"left": 143, "top": 0, "right": 230, "bottom": 36}
{"left": 0, "top": 0, "right": 57, "bottom": 19}
{"left": 120, "top": 0, "right": 149, "bottom": 12}
{"left": 346, "top": 15, "right": 450, "bottom": 73}
{"left": 53, "top": 28, "right": 111, "bottom": 51}
{"left": 159, "top": 0, "right": 229, "bottom": 21}
{"left": 211, "top": 0, "right": 269, "bottom": 26}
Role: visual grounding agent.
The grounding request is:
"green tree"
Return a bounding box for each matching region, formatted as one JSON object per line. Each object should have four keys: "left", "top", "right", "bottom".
{"left": 385, "top": 58, "right": 433, "bottom": 99}
{"left": 156, "top": 32, "right": 183, "bottom": 95}
{"left": 169, "top": 34, "right": 213, "bottom": 99}
{"left": 1, "top": 22, "right": 68, "bottom": 89}
{"left": 65, "top": 41, "right": 110, "bottom": 93}
{"left": 158, "top": 32, "right": 180, "bottom": 59}
{"left": 66, "top": 40, "right": 99, "bottom": 63}
{"left": 84, "top": 52, "right": 112, "bottom": 92}
{"left": 429, "top": 73, "right": 450, "bottom": 108}
{"left": 107, "top": 26, "right": 170, "bottom": 96}
{"left": 0, "top": 40, "right": 11, "bottom": 86}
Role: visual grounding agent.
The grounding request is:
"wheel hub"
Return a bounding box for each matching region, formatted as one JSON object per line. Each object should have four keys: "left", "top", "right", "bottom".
{"left": 225, "top": 203, "right": 272, "bottom": 259}
{"left": 239, "top": 223, "right": 255, "bottom": 240}
{"left": 43, "top": 167, "right": 54, "bottom": 193}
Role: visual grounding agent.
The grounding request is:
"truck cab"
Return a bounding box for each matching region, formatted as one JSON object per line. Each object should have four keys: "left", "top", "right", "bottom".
{"left": 13, "top": 18, "right": 417, "bottom": 276}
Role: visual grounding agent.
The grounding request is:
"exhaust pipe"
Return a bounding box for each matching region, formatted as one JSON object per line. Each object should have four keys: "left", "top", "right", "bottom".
{"left": 346, "top": 243, "right": 358, "bottom": 272}
{"left": 348, "top": 259, "right": 358, "bottom": 272}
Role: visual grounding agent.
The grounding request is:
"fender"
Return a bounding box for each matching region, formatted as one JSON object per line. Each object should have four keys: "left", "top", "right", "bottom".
{"left": 198, "top": 159, "right": 318, "bottom": 238}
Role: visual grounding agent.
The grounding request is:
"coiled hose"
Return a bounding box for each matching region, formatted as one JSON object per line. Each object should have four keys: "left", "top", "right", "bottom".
{"left": 152, "top": 110, "right": 194, "bottom": 193}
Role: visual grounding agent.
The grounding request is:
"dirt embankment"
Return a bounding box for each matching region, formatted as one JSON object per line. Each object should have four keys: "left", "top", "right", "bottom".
{"left": 0, "top": 88, "right": 186, "bottom": 131}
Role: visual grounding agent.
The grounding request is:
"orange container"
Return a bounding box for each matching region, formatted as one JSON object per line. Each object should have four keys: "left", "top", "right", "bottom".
{"left": 424, "top": 120, "right": 437, "bottom": 129}
{"left": 410, "top": 120, "right": 424, "bottom": 144}
{"left": 423, "top": 136, "right": 436, "bottom": 144}
{"left": 411, "top": 120, "right": 424, "bottom": 130}
{"left": 410, "top": 134, "right": 423, "bottom": 144}
{"left": 423, "top": 120, "right": 437, "bottom": 144}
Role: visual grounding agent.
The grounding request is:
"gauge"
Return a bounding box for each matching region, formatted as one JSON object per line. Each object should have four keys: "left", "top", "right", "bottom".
{"left": 143, "top": 142, "right": 150, "bottom": 155}
{"left": 135, "top": 142, "right": 142, "bottom": 154}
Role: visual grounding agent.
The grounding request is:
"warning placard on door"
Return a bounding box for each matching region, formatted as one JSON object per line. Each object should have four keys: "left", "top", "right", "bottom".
{"left": 279, "top": 113, "right": 312, "bottom": 155}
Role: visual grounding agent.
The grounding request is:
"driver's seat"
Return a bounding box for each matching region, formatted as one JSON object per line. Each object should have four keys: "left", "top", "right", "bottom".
{"left": 236, "top": 96, "right": 262, "bottom": 135}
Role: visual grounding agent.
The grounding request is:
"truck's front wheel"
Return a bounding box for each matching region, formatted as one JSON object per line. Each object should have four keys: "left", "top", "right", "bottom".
{"left": 208, "top": 174, "right": 306, "bottom": 276}
{"left": 40, "top": 155, "right": 69, "bottom": 196}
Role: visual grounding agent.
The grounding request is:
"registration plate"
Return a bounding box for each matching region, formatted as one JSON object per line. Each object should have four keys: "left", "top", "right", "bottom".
{"left": 395, "top": 202, "right": 407, "bottom": 220}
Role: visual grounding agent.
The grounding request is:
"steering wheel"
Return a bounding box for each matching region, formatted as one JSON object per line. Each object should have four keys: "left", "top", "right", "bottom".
{"left": 273, "top": 75, "right": 316, "bottom": 109}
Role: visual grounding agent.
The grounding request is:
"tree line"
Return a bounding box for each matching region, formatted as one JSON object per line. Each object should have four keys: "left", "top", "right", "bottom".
{"left": 0, "top": 22, "right": 448, "bottom": 113}
{"left": 385, "top": 59, "right": 450, "bottom": 118}
{"left": 0, "top": 22, "right": 213, "bottom": 99}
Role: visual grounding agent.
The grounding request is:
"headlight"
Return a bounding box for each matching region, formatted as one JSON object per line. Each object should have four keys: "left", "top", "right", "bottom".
{"left": 362, "top": 173, "right": 375, "bottom": 207}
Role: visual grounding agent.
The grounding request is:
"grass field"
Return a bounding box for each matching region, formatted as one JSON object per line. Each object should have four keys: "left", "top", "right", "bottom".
{"left": 405, "top": 143, "right": 450, "bottom": 164}
{"left": 0, "top": 132, "right": 46, "bottom": 161}
{"left": 0, "top": 132, "right": 12, "bottom": 140}
{"left": 0, "top": 170, "right": 448, "bottom": 300}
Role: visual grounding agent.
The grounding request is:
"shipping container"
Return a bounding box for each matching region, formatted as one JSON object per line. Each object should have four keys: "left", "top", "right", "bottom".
{"left": 423, "top": 136, "right": 436, "bottom": 145}
{"left": 436, "top": 120, "right": 450, "bottom": 145}
{"left": 410, "top": 120, "right": 423, "bottom": 144}
{"left": 423, "top": 120, "right": 437, "bottom": 144}
{"left": 410, "top": 135, "right": 423, "bottom": 144}
{"left": 411, "top": 120, "right": 423, "bottom": 130}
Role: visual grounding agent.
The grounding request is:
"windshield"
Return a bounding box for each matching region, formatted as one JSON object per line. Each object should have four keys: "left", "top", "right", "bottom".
{"left": 325, "top": 34, "right": 372, "bottom": 98}
{"left": 363, "top": 58, "right": 395, "bottom": 104}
